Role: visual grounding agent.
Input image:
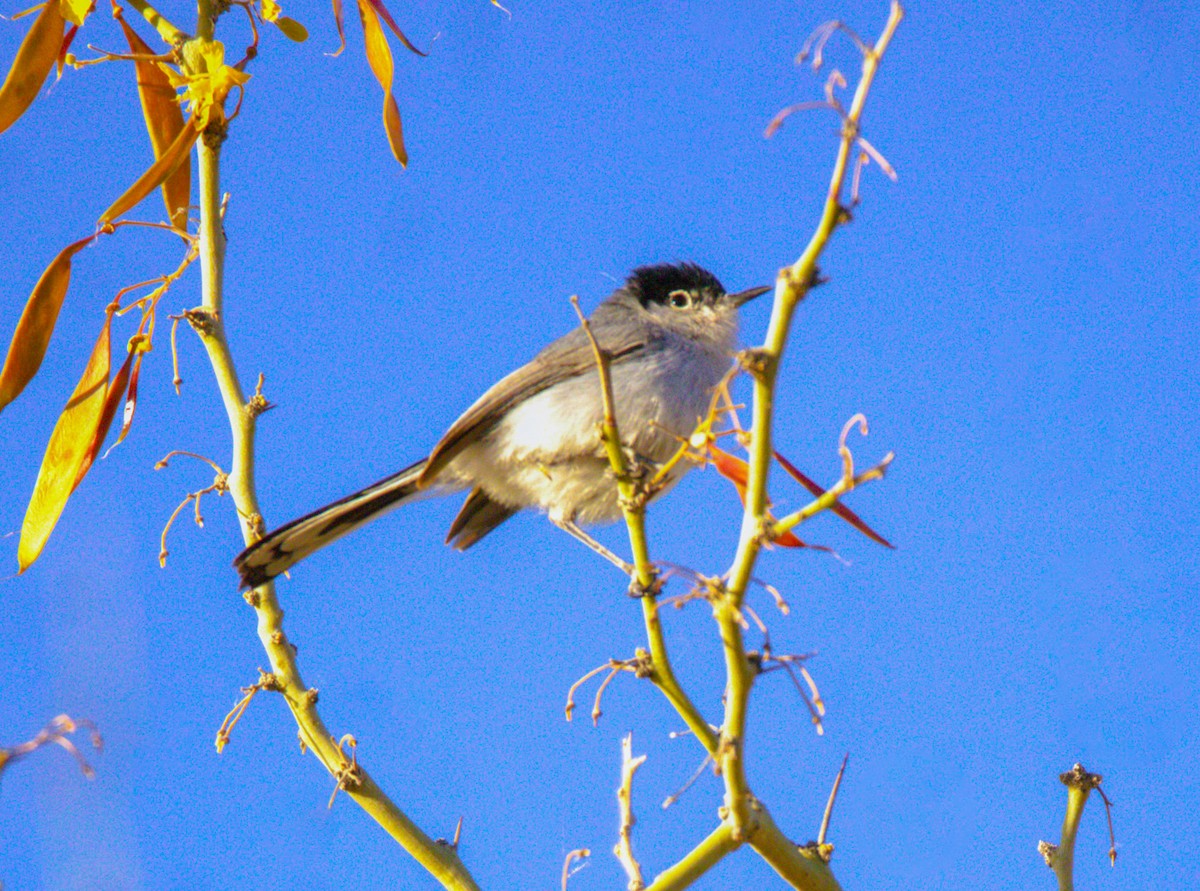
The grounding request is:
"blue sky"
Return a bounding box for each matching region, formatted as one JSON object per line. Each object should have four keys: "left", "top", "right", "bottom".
{"left": 1, "top": 1, "right": 1198, "bottom": 889}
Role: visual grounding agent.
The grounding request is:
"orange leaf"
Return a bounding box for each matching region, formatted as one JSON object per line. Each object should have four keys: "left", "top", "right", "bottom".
{"left": 708, "top": 445, "right": 748, "bottom": 495}
{"left": 18, "top": 312, "right": 113, "bottom": 572}
{"left": 362, "top": 0, "right": 426, "bottom": 56}
{"left": 0, "top": 234, "right": 97, "bottom": 413}
{"left": 773, "top": 450, "right": 894, "bottom": 548}
{"left": 117, "top": 14, "right": 190, "bottom": 229}
{"left": 73, "top": 343, "right": 132, "bottom": 491}
{"left": 707, "top": 446, "right": 805, "bottom": 547}
{"left": 98, "top": 114, "right": 199, "bottom": 226}
{"left": 357, "top": 0, "right": 406, "bottom": 166}
{"left": 0, "top": 0, "right": 65, "bottom": 135}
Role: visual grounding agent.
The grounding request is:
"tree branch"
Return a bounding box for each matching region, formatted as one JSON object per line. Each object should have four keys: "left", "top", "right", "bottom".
{"left": 191, "top": 96, "right": 478, "bottom": 891}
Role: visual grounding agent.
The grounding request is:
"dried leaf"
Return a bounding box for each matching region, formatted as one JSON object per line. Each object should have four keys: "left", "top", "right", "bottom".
{"left": 329, "top": 0, "right": 347, "bottom": 56}
{"left": 362, "top": 0, "right": 426, "bottom": 56}
{"left": 0, "top": 0, "right": 65, "bottom": 135}
{"left": 18, "top": 312, "right": 113, "bottom": 571}
{"left": 98, "top": 114, "right": 199, "bottom": 226}
{"left": 357, "top": 0, "right": 406, "bottom": 166}
{"left": 73, "top": 343, "right": 132, "bottom": 491}
{"left": 357, "top": 8, "right": 405, "bottom": 164}
{"left": 0, "top": 235, "right": 96, "bottom": 413}
{"left": 773, "top": 450, "right": 894, "bottom": 548}
{"left": 117, "top": 14, "right": 190, "bottom": 229}
{"left": 103, "top": 339, "right": 148, "bottom": 458}
{"left": 275, "top": 17, "right": 308, "bottom": 42}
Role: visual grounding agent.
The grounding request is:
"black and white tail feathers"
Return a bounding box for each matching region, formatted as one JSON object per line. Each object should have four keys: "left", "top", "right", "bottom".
{"left": 234, "top": 460, "right": 428, "bottom": 589}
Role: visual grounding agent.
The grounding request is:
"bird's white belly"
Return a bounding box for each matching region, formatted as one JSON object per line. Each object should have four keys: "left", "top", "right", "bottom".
{"left": 447, "top": 336, "right": 731, "bottom": 524}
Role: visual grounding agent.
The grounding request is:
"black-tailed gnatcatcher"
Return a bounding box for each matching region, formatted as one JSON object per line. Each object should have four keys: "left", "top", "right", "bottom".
{"left": 234, "top": 263, "right": 769, "bottom": 588}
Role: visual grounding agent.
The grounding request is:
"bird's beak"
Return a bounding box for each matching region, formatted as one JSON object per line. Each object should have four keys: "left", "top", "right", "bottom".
{"left": 727, "top": 284, "right": 772, "bottom": 307}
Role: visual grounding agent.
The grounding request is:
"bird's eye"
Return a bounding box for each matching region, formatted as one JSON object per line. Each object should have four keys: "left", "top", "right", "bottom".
{"left": 668, "top": 290, "right": 691, "bottom": 309}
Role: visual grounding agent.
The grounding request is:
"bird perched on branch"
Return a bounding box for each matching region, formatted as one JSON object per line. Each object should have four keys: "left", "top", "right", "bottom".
{"left": 234, "top": 263, "right": 769, "bottom": 589}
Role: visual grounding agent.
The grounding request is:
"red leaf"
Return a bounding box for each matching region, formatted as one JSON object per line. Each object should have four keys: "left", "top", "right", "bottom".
{"left": 708, "top": 446, "right": 806, "bottom": 548}
{"left": 56, "top": 24, "right": 79, "bottom": 80}
{"left": 103, "top": 344, "right": 146, "bottom": 458}
{"left": 773, "top": 450, "right": 894, "bottom": 548}
{"left": 362, "top": 0, "right": 426, "bottom": 56}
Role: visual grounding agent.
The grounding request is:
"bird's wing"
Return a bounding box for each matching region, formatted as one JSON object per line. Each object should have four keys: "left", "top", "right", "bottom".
{"left": 420, "top": 324, "right": 648, "bottom": 484}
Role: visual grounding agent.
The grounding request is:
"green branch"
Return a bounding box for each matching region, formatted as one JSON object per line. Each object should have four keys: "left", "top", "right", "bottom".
{"left": 644, "top": 823, "right": 740, "bottom": 891}
{"left": 571, "top": 298, "right": 718, "bottom": 756}
{"left": 1039, "top": 763, "right": 1114, "bottom": 891}
{"left": 125, "top": 0, "right": 188, "bottom": 46}
{"left": 726, "top": 0, "right": 904, "bottom": 606}
{"left": 188, "top": 42, "right": 478, "bottom": 888}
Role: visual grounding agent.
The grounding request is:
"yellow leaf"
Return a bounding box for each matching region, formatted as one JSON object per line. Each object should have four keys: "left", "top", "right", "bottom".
{"left": 57, "top": 0, "right": 93, "bottom": 28}
{"left": 0, "top": 0, "right": 65, "bottom": 135}
{"left": 118, "top": 13, "right": 190, "bottom": 229}
{"left": 261, "top": 0, "right": 282, "bottom": 21}
{"left": 73, "top": 341, "right": 134, "bottom": 492}
{"left": 98, "top": 115, "right": 199, "bottom": 226}
{"left": 0, "top": 235, "right": 96, "bottom": 412}
{"left": 18, "top": 312, "right": 113, "bottom": 572}
{"left": 357, "top": 0, "right": 406, "bottom": 166}
{"left": 275, "top": 16, "right": 308, "bottom": 42}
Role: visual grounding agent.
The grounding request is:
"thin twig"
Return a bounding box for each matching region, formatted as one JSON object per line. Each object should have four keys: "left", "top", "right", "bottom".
{"left": 214, "top": 669, "right": 279, "bottom": 753}
{"left": 0, "top": 715, "right": 103, "bottom": 780}
{"left": 817, "top": 754, "right": 849, "bottom": 846}
{"left": 560, "top": 849, "right": 590, "bottom": 891}
{"left": 614, "top": 733, "right": 648, "bottom": 891}
{"left": 662, "top": 753, "right": 713, "bottom": 809}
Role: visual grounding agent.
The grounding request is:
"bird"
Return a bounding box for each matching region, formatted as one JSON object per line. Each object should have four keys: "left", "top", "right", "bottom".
{"left": 234, "top": 263, "right": 769, "bottom": 589}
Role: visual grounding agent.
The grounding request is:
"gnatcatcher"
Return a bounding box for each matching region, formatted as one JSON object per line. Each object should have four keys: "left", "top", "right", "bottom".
{"left": 234, "top": 263, "right": 769, "bottom": 588}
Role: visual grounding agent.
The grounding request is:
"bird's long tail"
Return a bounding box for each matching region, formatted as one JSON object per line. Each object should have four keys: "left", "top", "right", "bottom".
{"left": 234, "top": 459, "right": 429, "bottom": 589}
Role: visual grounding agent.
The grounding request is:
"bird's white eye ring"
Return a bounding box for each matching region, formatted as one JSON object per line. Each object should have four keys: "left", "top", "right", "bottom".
{"left": 668, "top": 290, "right": 691, "bottom": 309}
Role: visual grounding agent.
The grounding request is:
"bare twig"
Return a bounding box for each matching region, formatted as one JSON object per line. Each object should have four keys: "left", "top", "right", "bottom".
{"left": 817, "top": 754, "right": 850, "bottom": 846}
{"left": 154, "top": 453, "right": 229, "bottom": 567}
{"left": 327, "top": 734, "right": 362, "bottom": 809}
{"left": 0, "top": 715, "right": 102, "bottom": 780}
{"left": 560, "top": 849, "right": 590, "bottom": 891}
{"left": 662, "top": 753, "right": 713, "bottom": 809}
{"left": 615, "top": 733, "right": 648, "bottom": 890}
{"left": 214, "top": 669, "right": 280, "bottom": 753}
